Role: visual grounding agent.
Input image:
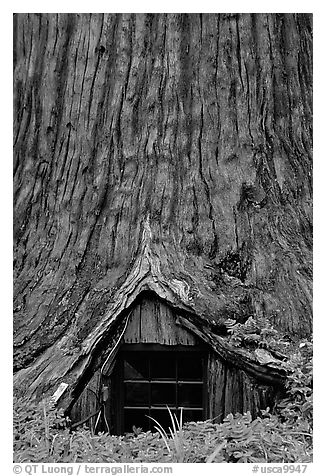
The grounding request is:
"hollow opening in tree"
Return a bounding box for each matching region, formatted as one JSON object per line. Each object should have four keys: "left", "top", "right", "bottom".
{"left": 68, "top": 292, "right": 280, "bottom": 434}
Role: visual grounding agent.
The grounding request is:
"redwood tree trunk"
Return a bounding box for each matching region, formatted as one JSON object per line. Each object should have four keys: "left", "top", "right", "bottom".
{"left": 13, "top": 13, "right": 312, "bottom": 400}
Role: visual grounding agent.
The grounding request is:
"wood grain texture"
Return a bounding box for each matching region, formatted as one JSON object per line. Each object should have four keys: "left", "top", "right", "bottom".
{"left": 207, "top": 354, "right": 277, "bottom": 422}
{"left": 69, "top": 369, "right": 101, "bottom": 427}
{"left": 125, "top": 294, "right": 198, "bottom": 345}
{"left": 13, "top": 14, "right": 312, "bottom": 406}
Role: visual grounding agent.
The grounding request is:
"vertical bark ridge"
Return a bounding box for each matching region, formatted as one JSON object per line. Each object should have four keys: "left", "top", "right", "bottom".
{"left": 14, "top": 14, "right": 312, "bottom": 378}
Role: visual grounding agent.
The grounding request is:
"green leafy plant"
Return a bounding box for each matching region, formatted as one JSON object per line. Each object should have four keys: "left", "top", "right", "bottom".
{"left": 226, "top": 315, "right": 291, "bottom": 360}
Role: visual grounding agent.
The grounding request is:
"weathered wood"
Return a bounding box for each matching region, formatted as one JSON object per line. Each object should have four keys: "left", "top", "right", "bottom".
{"left": 174, "top": 312, "right": 198, "bottom": 345}
{"left": 207, "top": 352, "right": 226, "bottom": 422}
{"left": 139, "top": 297, "right": 155, "bottom": 343}
{"left": 123, "top": 303, "right": 141, "bottom": 343}
{"left": 124, "top": 294, "right": 198, "bottom": 345}
{"left": 242, "top": 369, "right": 257, "bottom": 415}
{"left": 224, "top": 366, "right": 242, "bottom": 416}
{"left": 207, "top": 355, "right": 277, "bottom": 422}
{"left": 13, "top": 14, "right": 312, "bottom": 406}
{"left": 70, "top": 369, "right": 101, "bottom": 428}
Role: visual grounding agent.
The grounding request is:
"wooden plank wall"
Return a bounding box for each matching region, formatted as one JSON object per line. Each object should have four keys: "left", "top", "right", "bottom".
{"left": 123, "top": 295, "right": 198, "bottom": 345}
{"left": 69, "top": 369, "right": 102, "bottom": 429}
{"left": 207, "top": 352, "right": 276, "bottom": 422}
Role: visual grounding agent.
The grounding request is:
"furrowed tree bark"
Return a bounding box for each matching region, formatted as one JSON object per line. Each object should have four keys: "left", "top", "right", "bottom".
{"left": 13, "top": 13, "right": 312, "bottom": 402}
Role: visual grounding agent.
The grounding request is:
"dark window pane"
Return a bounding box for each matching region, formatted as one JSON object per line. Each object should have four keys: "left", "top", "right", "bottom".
{"left": 178, "top": 383, "right": 202, "bottom": 407}
{"left": 150, "top": 353, "right": 176, "bottom": 379}
{"left": 124, "top": 353, "right": 149, "bottom": 379}
{"left": 125, "top": 382, "right": 149, "bottom": 406}
{"left": 178, "top": 354, "right": 203, "bottom": 380}
{"left": 151, "top": 383, "right": 176, "bottom": 406}
{"left": 182, "top": 409, "right": 203, "bottom": 423}
{"left": 150, "top": 409, "right": 178, "bottom": 433}
{"left": 124, "top": 409, "right": 150, "bottom": 433}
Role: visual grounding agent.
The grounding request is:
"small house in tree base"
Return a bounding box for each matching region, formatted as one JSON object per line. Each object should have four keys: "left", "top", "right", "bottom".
{"left": 70, "top": 292, "right": 280, "bottom": 434}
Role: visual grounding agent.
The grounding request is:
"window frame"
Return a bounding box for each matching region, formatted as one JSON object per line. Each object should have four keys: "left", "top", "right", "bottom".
{"left": 112, "top": 343, "right": 208, "bottom": 434}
